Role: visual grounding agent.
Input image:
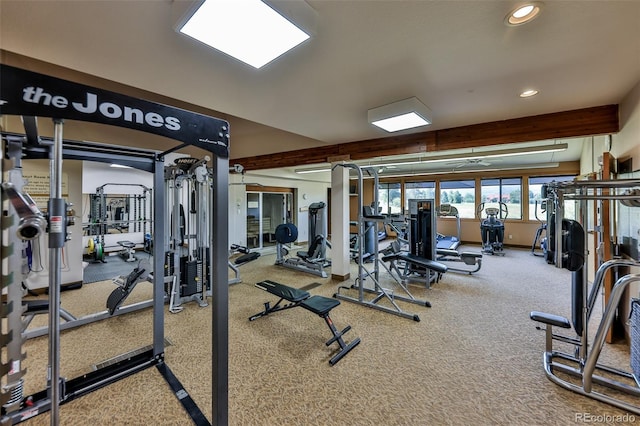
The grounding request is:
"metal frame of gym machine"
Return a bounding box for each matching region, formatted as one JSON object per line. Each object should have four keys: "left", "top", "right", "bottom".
{"left": 85, "top": 182, "right": 152, "bottom": 260}
{"left": 0, "top": 65, "right": 229, "bottom": 425}
{"left": 532, "top": 178, "right": 640, "bottom": 414}
{"left": 433, "top": 203, "right": 483, "bottom": 275}
{"left": 163, "top": 157, "right": 213, "bottom": 313}
{"left": 332, "top": 163, "right": 430, "bottom": 321}
{"left": 274, "top": 201, "right": 331, "bottom": 278}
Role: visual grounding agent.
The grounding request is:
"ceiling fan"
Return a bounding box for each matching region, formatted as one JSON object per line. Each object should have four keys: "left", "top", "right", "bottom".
{"left": 447, "top": 158, "right": 499, "bottom": 169}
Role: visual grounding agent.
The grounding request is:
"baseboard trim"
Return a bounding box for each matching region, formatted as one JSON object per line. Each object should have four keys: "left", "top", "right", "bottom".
{"left": 331, "top": 273, "right": 350, "bottom": 281}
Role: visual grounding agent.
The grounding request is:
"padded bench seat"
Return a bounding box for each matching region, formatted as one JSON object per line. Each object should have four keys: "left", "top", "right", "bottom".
{"left": 235, "top": 252, "right": 260, "bottom": 265}
{"left": 437, "top": 249, "right": 482, "bottom": 259}
{"left": 382, "top": 253, "right": 448, "bottom": 274}
{"left": 117, "top": 240, "right": 135, "bottom": 249}
{"left": 250, "top": 280, "right": 360, "bottom": 365}
{"left": 530, "top": 311, "right": 571, "bottom": 329}
{"left": 301, "top": 295, "right": 340, "bottom": 316}
{"left": 255, "top": 280, "right": 309, "bottom": 302}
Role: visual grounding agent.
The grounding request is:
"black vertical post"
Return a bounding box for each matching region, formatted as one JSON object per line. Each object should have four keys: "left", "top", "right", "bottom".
{"left": 212, "top": 153, "right": 229, "bottom": 424}
{"left": 153, "top": 156, "right": 165, "bottom": 356}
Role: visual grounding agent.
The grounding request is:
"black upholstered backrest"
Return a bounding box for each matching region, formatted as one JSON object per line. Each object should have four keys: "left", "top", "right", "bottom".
{"left": 307, "top": 234, "right": 324, "bottom": 257}
{"left": 275, "top": 223, "right": 298, "bottom": 244}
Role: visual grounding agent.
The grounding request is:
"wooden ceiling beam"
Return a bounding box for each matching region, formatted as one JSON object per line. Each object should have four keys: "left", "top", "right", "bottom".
{"left": 234, "top": 104, "right": 618, "bottom": 171}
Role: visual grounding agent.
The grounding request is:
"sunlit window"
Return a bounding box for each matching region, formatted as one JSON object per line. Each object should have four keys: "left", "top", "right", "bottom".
{"left": 440, "top": 180, "right": 475, "bottom": 218}
{"left": 481, "top": 178, "right": 521, "bottom": 219}
{"left": 378, "top": 182, "right": 402, "bottom": 214}
{"left": 528, "top": 175, "right": 576, "bottom": 221}
{"left": 405, "top": 181, "right": 435, "bottom": 212}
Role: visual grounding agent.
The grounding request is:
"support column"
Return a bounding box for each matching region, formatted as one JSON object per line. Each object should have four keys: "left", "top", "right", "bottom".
{"left": 330, "top": 163, "right": 350, "bottom": 281}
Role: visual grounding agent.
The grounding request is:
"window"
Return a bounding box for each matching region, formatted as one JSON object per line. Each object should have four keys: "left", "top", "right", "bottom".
{"left": 378, "top": 182, "right": 402, "bottom": 214}
{"left": 405, "top": 181, "right": 435, "bottom": 212}
{"left": 481, "top": 178, "right": 521, "bottom": 219}
{"left": 528, "top": 175, "right": 576, "bottom": 221}
{"left": 440, "top": 180, "right": 476, "bottom": 218}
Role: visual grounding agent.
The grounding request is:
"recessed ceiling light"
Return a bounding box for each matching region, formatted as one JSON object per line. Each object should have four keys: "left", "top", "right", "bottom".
{"left": 505, "top": 2, "right": 543, "bottom": 26}
{"left": 520, "top": 89, "right": 539, "bottom": 98}
{"left": 371, "top": 112, "right": 430, "bottom": 133}
{"left": 368, "top": 97, "right": 432, "bottom": 133}
{"left": 178, "top": 0, "right": 311, "bottom": 69}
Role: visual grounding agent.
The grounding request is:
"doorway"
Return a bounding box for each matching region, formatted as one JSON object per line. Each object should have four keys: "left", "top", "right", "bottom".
{"left": 246, "top": 191, "right": 293, "bottom": 249}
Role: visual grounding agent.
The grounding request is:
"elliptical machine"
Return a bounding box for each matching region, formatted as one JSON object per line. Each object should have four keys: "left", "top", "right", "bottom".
{"left": 476, "top": 202, "right": 508, "bottom": 255}
{"left": 531, "top": 200, "right": 548, "bottom": 257}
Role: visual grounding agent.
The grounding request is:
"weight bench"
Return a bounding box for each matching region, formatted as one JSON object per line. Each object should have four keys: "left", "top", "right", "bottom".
{"left": 382, "top": 252, "right": 448, "bottom": 289}
{"left": 117, "top": 240, "right": 137, "bottom": 262}
{"left": 436, "top": 248, "right": 483, "bottom": 275}
{"left": 249, "top": 280, "right": 361, "bottom": 366}
{"left": 230, "top": 243, "right": 261, "bottom": 265}
{"left": 106, "top": 266, "right": 147, "bottom": 315}
{"left": 228, "top": 244, "right": 261, "bottom": 285}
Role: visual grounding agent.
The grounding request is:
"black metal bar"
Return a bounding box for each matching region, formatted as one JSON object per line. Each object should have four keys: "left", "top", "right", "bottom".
{"left": 3, "top": 350, "right": 158, "bottom": 424}
{"left": 157, "top": 363, "right": 211, "bottom": 426}
{"left": 212, "top": 154, "right": 229, "bottom": 425}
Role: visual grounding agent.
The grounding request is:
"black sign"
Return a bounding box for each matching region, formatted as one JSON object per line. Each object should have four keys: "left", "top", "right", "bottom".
{"left": 0, "top": 64, "right": 230, "bottom": 158}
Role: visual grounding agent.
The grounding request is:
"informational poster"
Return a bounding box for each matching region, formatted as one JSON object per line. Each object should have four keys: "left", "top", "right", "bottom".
{"left": 22, "top": 172, "right": 69, "bottom": 209}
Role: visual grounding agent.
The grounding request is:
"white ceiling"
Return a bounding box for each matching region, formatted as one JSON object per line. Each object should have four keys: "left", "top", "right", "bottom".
{"left": 1, "top": 0, "right": 639, "bottom": 170}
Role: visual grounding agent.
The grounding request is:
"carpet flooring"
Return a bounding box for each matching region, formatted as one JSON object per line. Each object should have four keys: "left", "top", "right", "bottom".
{"left": 16, "top": 245, "right": 638, "bottom": 425}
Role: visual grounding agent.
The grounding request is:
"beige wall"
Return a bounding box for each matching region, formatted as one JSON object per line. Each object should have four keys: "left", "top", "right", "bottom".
{"left": 355, "top": 162, "right": 579, "bottom": 249}
{"left": 614, "top": 80, "right": 640, "bottom": 338}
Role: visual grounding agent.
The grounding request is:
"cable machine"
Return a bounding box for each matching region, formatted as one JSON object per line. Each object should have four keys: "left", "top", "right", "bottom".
{"left": 163, "top": 156, "right": 212, "bottom": 312}
{"left": 274, "top": 201, "right": 331, "bottom": 278}
{"left": 0, "top": 64, "right": 230, "bottom": 425}
{"left": 333, "top": 163, "right": 431, "bottom": 321}
{"left": 530, "top": 178, "right": 640, "bottom": 414}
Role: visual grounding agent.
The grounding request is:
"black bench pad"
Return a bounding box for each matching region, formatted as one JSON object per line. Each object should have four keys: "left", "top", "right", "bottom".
{"left": 436, "top": 249, "right": 459, "bottom": 257}
{"left": 235, "top": 252, "right": 260, "bottom": 265}
{"left": 382, "top": 253, "right": 448, "bottom": 274}
{"left": 460, "top": 251, "right": 482, "bottom": 259}
{"left": 117, "top": 240, "right": 135, "bottom": 249}
{"left": 301, "top": 295, "right": 340, "bottom": 316}
{"left": 530, "top": 311, "right": 571, "bottom": 328}
{"left": 25, "top": 299, "right": 49, "bottom": 313}
{"left": 437, "top": 249, "right": 482, "bottom": 259}
{"left": 256, "top": 280, "right": 310, "bottom": 302}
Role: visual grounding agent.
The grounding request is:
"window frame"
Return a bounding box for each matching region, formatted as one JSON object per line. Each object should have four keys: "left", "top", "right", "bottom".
{"left": 439, "top": 179, "right": 476, "bottom": 219}
{"left": 480, "top": 177, "right": 522, "bottom": 220}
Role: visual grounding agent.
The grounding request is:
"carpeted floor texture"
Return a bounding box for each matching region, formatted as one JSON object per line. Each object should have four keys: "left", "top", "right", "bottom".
{"left": 18, "top": 245, "right": 637, "bottom": 425}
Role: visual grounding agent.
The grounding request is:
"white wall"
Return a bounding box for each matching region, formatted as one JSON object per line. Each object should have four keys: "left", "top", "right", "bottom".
{"left": 81, "top": 159, "right": 331, "bottom": 253}
{"left": 82, "top": 161, "right": 154, "bottom": 250}
{"left": 615, "top": 80, "right": 640, "bottom": 161}
{"left": 614, "top": 80, "right": 640, "bottom": 332}
{"left": 229, "top": 169, "right": 330, "bottom": 247}
{"left": 82, "top": 161, "right": 153, "bottom": 194}
{"left": 579, "top": 135, "right": 609, "bottom": 176}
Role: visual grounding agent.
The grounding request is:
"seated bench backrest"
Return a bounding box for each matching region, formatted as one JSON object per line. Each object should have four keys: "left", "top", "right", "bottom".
{"left": 306, "top": 234, "right": 325, "bottom": 259}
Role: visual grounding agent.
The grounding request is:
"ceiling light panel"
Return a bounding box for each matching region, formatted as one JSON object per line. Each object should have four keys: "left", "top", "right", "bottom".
{"left": 179, "top": 0, "right": 311, "bottom": 69}
{"left": 371, "top": 112, "right": 429, "bottom": 132}
{"left": 368, "top": 97, "right": 432, "bottom": 133}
